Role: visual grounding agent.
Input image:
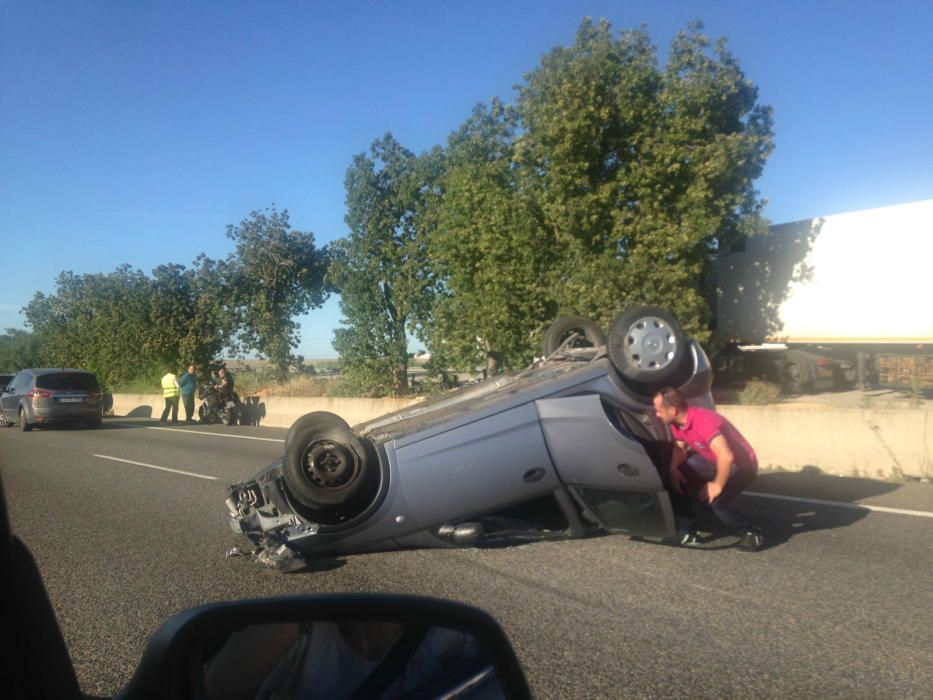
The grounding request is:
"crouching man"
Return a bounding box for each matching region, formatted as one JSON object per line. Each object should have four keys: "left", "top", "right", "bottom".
{"left": 653, "top": 387, "right": 764, "bottom": 551}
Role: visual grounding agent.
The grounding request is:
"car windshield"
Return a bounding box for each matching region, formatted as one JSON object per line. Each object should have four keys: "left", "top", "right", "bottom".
{"left": 1, "top": 5, "right": 930, "bottom": 700}
{"left": 35, "top": 373, "right": 100, "bottom": 391}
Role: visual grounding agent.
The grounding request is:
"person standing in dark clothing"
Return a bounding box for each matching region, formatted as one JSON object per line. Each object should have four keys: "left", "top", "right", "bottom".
{"left": 178, "top": 364, "right": 198, "bottom": 424}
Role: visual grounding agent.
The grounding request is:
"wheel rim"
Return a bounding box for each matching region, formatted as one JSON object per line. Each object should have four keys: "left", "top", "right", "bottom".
{"left": 624, "top": 316, "right": 677, "bottom": 371}
{"left": 301, "top": 439, "right": 359, "bottom": 490}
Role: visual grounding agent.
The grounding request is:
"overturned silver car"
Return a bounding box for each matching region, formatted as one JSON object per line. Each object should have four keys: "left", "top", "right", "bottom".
{"left": 226, "top": 307, "right": 714, "bottom": 570}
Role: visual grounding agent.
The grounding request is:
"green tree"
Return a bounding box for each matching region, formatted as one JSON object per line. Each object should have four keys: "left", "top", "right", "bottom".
{"left": 22, "top": 260, "right": 236, "bottom": 389}
{"left": 515, "top": 18, "right": 773, "bottom": 341}
{"left": 0, "top": 329, "right": 42, "bottom": 371}
{"left": 423, "top": 18, "right": 772, "bottom": 370}
{"left": 226, "top": 208, "right": 330, "bottom": 382}
{"left": 425, "top": 101, "right": 558, "bottom": 373}
{"left": 331, "top": 134, "right": 442, "bottom": 395}
{"left": 23, "top": 266, "right": 152, "bottom": 387}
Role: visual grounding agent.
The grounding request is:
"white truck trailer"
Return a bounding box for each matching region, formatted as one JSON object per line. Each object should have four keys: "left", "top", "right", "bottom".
{"left": 711, "top": 199, "right": 933, "bottom": 393}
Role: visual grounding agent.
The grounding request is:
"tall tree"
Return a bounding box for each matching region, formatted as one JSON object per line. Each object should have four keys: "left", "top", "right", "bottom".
{"left": 425, "top": 101, "right": 558, "bottom": 373}
{"left": 226, "top": 208, "right": 330, "bottom": 382}
{"left": 421, "top": 18, "right": 773, "bottom": 372}
{"left": 515, "top": 18, "right": 774, "bottom": 342}
{"left": 331, "top": 134, "right": 441, "bottom": 395}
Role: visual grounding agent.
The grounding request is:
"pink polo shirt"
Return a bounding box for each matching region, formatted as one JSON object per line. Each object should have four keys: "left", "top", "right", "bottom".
{"left": 670, "top": 406, "right": 757, "bottom": 472}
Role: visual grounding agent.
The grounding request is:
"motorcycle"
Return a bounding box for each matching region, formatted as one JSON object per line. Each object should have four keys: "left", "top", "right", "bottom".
{"left": 198, "top": 385, "right": 240, "bottom": 426}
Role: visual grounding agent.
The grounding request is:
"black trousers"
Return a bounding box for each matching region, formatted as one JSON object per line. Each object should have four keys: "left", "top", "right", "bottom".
{"left": 160, "top": 396, "right": 179, "bottom": 423}
{"left": 182, "top": 393, "right": 195, "bottom": 422}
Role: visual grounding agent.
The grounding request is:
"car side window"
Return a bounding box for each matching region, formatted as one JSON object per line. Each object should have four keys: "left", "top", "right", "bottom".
{"left": 12, "top": 373, "right": 29, "bottom": 392}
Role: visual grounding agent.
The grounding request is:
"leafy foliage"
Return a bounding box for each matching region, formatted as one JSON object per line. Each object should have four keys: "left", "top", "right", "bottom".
{"left": 330, "top": 135, "right": 442, "bottom": 394}
{"left": 334, "top": 19, "right": 772, "bottom": 383}
{"left": 226, "top": 208, "right": 330, "bottom": 382}
{"left": 0, "top": 329, "right": 42, "bottom": 372}
{"left": 22, "top": 259, "right": 236, "bottom": 389}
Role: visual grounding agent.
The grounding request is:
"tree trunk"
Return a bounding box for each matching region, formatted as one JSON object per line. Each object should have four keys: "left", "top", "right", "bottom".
{"left": 392, "top": 360, "right": 409, "bottom": 395}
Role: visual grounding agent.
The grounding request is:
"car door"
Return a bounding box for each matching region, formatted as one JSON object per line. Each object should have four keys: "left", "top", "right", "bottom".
{"left": 535, "top": 394, "right": 676, "bottom": 539}
{"left": 1, "top": 372, "right": 26, "bottom": 421}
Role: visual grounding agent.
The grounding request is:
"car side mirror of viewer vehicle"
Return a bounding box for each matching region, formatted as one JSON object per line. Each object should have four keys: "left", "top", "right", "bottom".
{"left": 0, "top": 473, "right": 530, "bottom": 700}
{"left": 115, "top": 594, "right": 532, "bottom": 700}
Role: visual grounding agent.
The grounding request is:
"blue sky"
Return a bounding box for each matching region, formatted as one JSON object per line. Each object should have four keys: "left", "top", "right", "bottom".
{"left": 2, "top": 1, "right": 931, "bottom": 359}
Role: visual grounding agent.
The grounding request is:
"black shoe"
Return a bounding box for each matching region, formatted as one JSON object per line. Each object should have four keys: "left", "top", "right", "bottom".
{"left": 677, "top": 524, "right": 700, "bottom": 547}
{"left": 738, "top": 527, "right": 764, "bottom": 552}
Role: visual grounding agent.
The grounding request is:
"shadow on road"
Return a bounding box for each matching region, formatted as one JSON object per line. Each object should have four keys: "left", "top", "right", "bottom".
{"left": 741, "top": 467, "right": 903, "bottom": 550}
{"left": 680, "top": 466, "right": 904, "bottom": 551}
{"left": 126, "top": 406, "right": 153, "bottom": 418}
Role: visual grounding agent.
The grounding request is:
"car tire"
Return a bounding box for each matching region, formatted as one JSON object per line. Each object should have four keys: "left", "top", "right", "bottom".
{"left": 781, "top": 350, "right": 815, "bottom": 394}
{"left": 608, "top": 306, "right": 688, "bottom": 387}
{"left": 285, "top": 411, "right": 351, "bottom": 453}
{"left": 542, "top": 316, "right": 606, "bottom": 356}
{"left": 283, "top": 420, "right": 373, "bottom": 508}
{"left": 19, "top": 408, "right": 32, "bottom": 432}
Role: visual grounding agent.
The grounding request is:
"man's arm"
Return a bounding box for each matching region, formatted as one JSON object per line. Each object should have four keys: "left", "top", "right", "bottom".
{"left": 669, "top": 441, "right": 688, "bottom": 493}
{"left": 702, "top": 435, "right": 734, "bottom": 503}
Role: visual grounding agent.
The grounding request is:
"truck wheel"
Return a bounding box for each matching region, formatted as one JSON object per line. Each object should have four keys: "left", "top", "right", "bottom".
{"left": 283, "top": 420, "right": 374, "bottom": 508}
{"left": 608, "top": 306, "right": 688, "bottom": 387}
{"left": 542, "top": 316, "right": 606, "bottom": 356}
{"left": 781, "top": 351, "right": 816, "bottom": 394}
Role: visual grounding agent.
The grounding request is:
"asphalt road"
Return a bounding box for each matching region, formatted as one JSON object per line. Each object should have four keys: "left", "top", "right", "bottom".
{"left": 2, "top": 418, "right": 932, "bottom": 699}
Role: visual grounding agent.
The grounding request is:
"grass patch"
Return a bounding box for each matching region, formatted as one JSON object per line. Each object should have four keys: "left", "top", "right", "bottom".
{"left": 735, "top": 379, "right": 781, "bottom": 405}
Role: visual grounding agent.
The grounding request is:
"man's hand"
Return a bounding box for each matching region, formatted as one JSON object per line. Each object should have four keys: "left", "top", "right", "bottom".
{"left": 701, "top": 481, "right": 723, "bottom": 504}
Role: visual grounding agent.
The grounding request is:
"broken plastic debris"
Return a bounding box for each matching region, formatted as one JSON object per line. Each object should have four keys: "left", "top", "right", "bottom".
{"left": 254, "top": 543, "right": 306, "bottom": 573}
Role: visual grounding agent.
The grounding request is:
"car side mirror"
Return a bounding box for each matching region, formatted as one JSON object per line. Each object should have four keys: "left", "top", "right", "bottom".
{"left": 114, "top": 594, "right": 531, "bottom": 700}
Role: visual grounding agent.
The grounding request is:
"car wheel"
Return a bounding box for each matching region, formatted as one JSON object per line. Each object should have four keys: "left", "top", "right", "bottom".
{"left": 285, "top": 411, "right": 351, "bottom": 453}
{"left": 283, "top": 420, "right": 374, "bottom": 508}
{"left": 19, "top": 408, "right": 32, "bottom": 432}
{"left": 781, "top": 351, "right": 815, "bottom": 394}
{"left": 542, "top": 316, "right": 606, "bottom": 356}
{"left": 608, "top": 306, "right": 688, "bottom": 386}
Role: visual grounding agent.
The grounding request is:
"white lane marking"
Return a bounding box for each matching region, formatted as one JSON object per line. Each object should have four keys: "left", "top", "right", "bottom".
{"left": 744, "top": 491, "right": 933, "bottom": 519}
{"left": 111, "top": 422, "right": 284, "bottom": 443}
{"left": 93, "top": 454, "right": 218, "bottom": 481}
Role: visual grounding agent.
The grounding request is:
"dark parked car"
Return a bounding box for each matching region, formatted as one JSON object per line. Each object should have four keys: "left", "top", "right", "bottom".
{"left": 0, "top": 368, "right": 104, "bottom": 431}
{"left": 226, "top": 307, "right": 715, "bottom": 571}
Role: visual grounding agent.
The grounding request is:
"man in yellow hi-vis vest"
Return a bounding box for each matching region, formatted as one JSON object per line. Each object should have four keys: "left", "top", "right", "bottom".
{"left": 160, "top": 370, "right": 181, "bottom": 424}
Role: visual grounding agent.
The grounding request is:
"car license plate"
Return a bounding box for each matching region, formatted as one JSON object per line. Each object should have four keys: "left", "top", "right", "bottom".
{"left": 59, "top": 397, "right": 84, "bottom": 403}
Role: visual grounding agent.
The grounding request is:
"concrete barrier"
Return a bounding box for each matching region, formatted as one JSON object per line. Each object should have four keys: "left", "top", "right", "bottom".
{"left": 110, "top": 394, "right": 423, "bottom": 430}
{"left": 719, "top": 405, "right": 931, "bottom": 481}
{"left": 110, "top": 394, "right": 930, "bottom": 480}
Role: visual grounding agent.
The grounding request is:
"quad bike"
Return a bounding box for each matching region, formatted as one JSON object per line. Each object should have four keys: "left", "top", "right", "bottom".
{"left": 198, "top": 385, "right": 240, "bottom": 426}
